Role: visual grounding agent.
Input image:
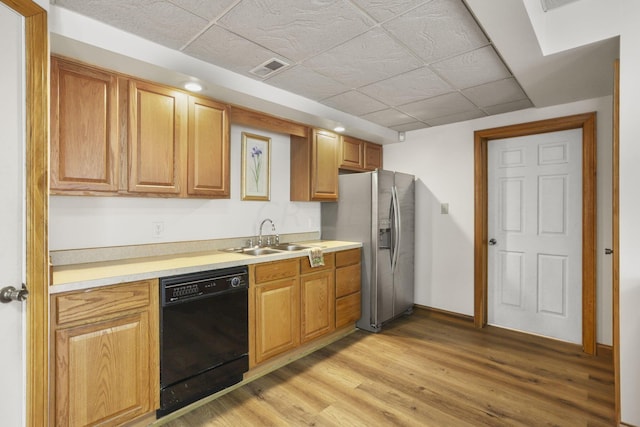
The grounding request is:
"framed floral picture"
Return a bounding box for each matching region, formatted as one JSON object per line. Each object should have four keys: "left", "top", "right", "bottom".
{"left": 241, "top": 132, "right": 271, "bottom": 201}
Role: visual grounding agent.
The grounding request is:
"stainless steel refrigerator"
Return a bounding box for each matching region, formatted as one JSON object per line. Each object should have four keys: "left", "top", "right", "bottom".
{"left": 321, "top": 170, "right": 415, "bottom": 333}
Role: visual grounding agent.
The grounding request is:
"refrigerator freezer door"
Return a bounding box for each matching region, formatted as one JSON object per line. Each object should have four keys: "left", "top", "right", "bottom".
{"left": 393, "top": 171, "right": 415, "bottom": 317}
{"left": 376, "top": 170, "right": 395, "bottom": 326}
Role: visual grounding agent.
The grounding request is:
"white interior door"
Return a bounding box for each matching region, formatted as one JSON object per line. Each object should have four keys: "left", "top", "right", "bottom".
{"left": 0, "top": 3, "right": 26, "bottom": 426}
{"left": 488, "top": 129, "right": 582, "bottom": 343}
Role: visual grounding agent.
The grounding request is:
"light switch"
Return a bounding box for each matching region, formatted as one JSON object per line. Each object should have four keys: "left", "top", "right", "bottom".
{"left": 441, "top": 203, "right": 449, "bottom": 214}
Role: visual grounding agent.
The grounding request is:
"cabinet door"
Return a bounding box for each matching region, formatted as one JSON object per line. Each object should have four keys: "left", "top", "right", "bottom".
{"left": 128, "top": 80, "right": 187, "bottom": 195}
{"left": 311, "top": 130, "right": 339, "bottom": 200}
{"left": 50, "top": 57, "right": 119, "bottom": 192}
{"left": 364, "top": 142, "right": 383, "bottom": 171}
{"left": 54, "top": 312, "right": 154, "bottom": 426}
{"left": 301, "top": 270, "right": 335, "bottom": 343}
{"left": 254, "top": 278, "right": 300, "bottom": 364}
{"left": 339, "top": 135, "right": 364, "bottom": 170}
{"left": 187, "top": 96, "right": 230, "bottom": 197}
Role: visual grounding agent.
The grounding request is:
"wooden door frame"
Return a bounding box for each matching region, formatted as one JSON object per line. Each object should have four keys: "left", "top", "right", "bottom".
{"left": 474, "top": 112, "right": 597, "bottom": 355}
{"left": 612, "top": 59, "right": 620, "bottom": 424}
{"left": 1, "top": 1, "right": 49, "bottom": 426}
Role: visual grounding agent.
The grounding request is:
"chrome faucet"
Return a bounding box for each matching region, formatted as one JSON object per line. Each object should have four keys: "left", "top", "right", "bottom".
{"left": 258, "top": 218, "right": 278, "bottom": 246}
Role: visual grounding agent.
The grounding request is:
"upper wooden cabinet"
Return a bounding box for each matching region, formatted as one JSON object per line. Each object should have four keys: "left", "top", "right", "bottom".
{"left": 50, "top": 57, "right": 120, "bottom": 192}
{"left": 291, "top": 129, "right": 339, "bottom": 201}
{"left": 364, "top": 142, "right": 383, "bottom": 171}
{"left": 339, "top": 135, "right": 383, "bottom": 172}
{"left": 187, "top": 96, "right": 230, "bottom": 197}
{"left": 50, "top": 56, "right": 231, "bottom": 199}
{"left": 128, "top": 80, "right": 187, "bottom": 195}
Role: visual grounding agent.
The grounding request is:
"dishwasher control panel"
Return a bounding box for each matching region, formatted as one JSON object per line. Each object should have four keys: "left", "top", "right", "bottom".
{"left": 160, "top": 265, "right": 248, "bottom": 306}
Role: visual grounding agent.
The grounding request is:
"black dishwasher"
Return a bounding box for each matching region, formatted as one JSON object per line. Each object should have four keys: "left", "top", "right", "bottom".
{"left": 158, "top": 265, "right": 248, "bottom": 416}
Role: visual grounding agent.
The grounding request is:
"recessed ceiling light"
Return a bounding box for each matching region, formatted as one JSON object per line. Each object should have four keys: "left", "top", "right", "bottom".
{"left": 334, "top": 126, "right": 345, "bottom": 133}
{"left": 184, "top": 82, "right": 203, "bottom": 92}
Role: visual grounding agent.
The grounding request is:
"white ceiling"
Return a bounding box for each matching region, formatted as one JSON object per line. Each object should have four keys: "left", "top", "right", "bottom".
{"left": 50, "top": 0, "right": 536, "bottom": 132}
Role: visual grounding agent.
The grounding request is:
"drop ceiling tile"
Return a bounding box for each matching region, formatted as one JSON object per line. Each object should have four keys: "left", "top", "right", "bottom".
{"left": 383, "top": 0, "right": 488, "bottom": 64}
{"left": 218, "top": 0, "right": 374, "bottom": 62}
{"left": 55, "top": 0, "right": 208, "bottom": 50}
{"left": 431, "top": 46, "right": 512, "bottom": 89}
{"left": 426, "top": 109, "right": 486, "bottom": 126}
{"left": 391, "top": 121, "right": 430, "bottom": 132}
{"left": 484, "top": 99, "right": 534, "bottom": 115}
{"left": 360, "top": 109, "right": 417, "bottom": 127}
{"left": 265, "top": 66, "right": 350, "bottom": 101}
{"left": 304, "top": 28, "right": 423, "bottom": 88}
{"left": 398, "top": 92, "right": 477, "bottom": 121}
{"left": 462, "top": 78, "right": 527, "bottom": 107}
{"left": 168, "top": 0, "right": 238, "bottom": 20}
{"left": 184, "top": 25, "right": 287, "bottom": 76}
{"left": 359, "top": 67, "right": 453, "bottom": 106}
{"left": 350, "top": 0, "right": 433, "bottom": 22}
{"left": 321, "top": 91, "right": 387, "bottom": 117}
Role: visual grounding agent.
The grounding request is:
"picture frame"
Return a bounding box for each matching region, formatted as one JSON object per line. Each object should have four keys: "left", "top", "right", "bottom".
{"left": 241, "top": 132, "right": 271, "bottom": 201}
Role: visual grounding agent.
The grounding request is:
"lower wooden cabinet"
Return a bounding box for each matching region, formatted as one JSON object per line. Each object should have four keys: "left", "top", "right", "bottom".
{"left": 335, "top": 248, "right": 362, "bottom": 328}
{"left": 250, "top": 259, "right": 300, "bottom": 367}
{"left": 250, "top": 249, "right": 360, "bottom": 368}
{"left": 51, "top": 280, "right": 159, "bottom": 426}
{"left": 300, "top": 254, "right": 335, "bottom": 343}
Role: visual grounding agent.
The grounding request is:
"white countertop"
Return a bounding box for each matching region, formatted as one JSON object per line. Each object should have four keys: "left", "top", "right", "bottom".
{"left": 50, "top": 240, "right": 362, "bottom": 294}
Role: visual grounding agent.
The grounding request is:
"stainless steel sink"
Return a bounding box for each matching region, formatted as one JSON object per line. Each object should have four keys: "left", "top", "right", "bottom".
{"left": 269, "top": 243, "right": 312, "bottom": 251}
{"left": 221, "top": 243, "right": 312, "bottom": 256}
{"left": 242, "top": 248, "right": 281, "bottom": 256}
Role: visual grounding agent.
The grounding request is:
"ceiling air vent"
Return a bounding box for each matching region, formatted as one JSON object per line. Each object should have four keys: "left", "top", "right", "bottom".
{"left": 540, "top": 0, "right": 582, "bottom": 12}
{"left": 250, "top": 58, "right": 289, "bottom": 78}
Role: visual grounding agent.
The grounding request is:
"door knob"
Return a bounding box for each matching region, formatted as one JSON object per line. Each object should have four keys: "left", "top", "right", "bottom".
{"left": 0, "top": 285, "right": 28, "bottom": 303}
{"left": 489, "top": 238, "right": 497, "bottom": 246}
{"left": 605, "top": 248, "right": 613, "bottom": 255}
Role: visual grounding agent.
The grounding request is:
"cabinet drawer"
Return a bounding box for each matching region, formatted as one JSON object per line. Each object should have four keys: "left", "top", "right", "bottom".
{"left": 335, "top": 248, "right": 361, "bottom": 268}
{"left": 54, "top": 280, "right": 153, "bottom": 326}
{"left": 300, "top": 252, "right": 335, "bottom": 274}
{"left": 336, "top": 291, "right": 361, "bottom": 328}
{"left": 254, "top": 259, "right": 299, "bottom": 284}
{"left": 336, "top": 263, "right": 361, "bottom": 298}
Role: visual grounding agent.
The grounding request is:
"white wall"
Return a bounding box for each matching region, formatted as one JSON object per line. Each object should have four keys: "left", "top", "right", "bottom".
{"left": 384, "top": 96, "right": 613, "bottom": 346}
{"left": 49, "top": 124, "right": 321, "bottom": 250}
{"left": 618, "top": 1, "right": 640, "bottom": 424}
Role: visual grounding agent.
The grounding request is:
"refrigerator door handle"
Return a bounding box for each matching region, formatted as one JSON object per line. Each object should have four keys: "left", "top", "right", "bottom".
{"left": 391, "top": 185, "right": 401, "bottom": 274}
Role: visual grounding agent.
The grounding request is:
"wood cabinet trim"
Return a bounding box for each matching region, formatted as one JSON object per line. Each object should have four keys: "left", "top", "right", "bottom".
{"left": 230, "top": 106, "right": 308, "bottom": 137}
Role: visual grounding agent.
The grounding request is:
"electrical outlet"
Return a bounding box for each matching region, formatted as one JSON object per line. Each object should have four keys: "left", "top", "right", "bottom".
{"left": 152, "top": 221, "right": 165, "bottom": 238}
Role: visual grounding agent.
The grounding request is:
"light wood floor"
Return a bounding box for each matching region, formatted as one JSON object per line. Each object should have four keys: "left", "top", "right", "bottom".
{"left": 163, "top": 309, "right": 615, "bottom": 426}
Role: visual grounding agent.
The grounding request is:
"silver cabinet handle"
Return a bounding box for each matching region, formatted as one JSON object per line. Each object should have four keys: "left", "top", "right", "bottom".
{"left": 0, "top": 285, "right": 28, "bottom": 303}
{"left": 489, "top": 238, "right": 497, "bottom": 246}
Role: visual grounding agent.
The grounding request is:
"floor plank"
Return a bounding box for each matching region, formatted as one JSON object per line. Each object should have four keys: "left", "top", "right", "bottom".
{"left": 162, "top": 310, "right": 614, "bottom": 426}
